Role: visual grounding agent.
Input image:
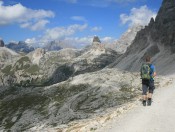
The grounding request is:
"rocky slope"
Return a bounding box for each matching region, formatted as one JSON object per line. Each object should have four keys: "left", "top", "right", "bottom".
{"left": 0, "top": 68, "right": 142, "bottom": 131}
{"left": 0, "top": 66, "right": 170, "bottom": 131}
{"left": 110, "top": 0, "right": 175, "bottom": 75}
{"left": 0, "top": 47, "right": 19, "bottom": 69}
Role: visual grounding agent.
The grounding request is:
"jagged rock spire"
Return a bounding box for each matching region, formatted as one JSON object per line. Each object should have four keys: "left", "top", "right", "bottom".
{"left": 93, "top": 36, "right": 101, "bottom": 43}
{"left": 0, "top": 39, "right": 5, "bottom": 47}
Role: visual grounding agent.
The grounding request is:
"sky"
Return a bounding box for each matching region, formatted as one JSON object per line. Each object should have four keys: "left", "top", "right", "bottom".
{"left": 0, "top": 0, "right": 163, "bottom": 48}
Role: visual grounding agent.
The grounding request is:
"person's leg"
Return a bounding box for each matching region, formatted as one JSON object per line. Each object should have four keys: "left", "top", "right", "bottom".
{"left": 142, "top": 84, "right": 148, "bottom": 106}
{"left": 148, "top": 81, "right": 155, "bottom": 106}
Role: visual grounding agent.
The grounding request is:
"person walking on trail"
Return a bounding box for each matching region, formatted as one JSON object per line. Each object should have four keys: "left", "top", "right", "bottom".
{"left": 140, "top": 56, "right": 156, "bottom": 106}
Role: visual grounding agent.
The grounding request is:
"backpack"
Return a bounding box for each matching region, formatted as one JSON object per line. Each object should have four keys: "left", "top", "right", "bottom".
{"left": 140, "top": 64, "right": 151, "bottom": 80}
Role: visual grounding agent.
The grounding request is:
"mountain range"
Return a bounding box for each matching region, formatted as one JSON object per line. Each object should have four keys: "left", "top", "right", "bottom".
{"left": 0, "top": 0, "right": 175, "bottom": 131}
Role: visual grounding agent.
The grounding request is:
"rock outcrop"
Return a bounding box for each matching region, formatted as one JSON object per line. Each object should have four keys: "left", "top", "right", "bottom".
{"left": 31, "top": 48, "right": 46, "bottom": 65}
{"left": 115, "top": 25, "right": 143, "bottom": 53}
{"left": 93, "top": 36, "right": 101, "bottom": 43}
{"left": 0, "top": 47, "right": 19, "bottom": 69}
{"left": 92, "top": 36, "right": 105, "bottom": 50}
{"left": 111, "top": 0, "right": 175, "bottom": 75}
{"left": 0, "top": 40, "right": 4, "bottom": 47}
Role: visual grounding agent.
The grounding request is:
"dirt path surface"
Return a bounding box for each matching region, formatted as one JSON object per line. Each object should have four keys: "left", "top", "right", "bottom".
{"left": 98, "top": 80, "right": 175, "bottom": 132}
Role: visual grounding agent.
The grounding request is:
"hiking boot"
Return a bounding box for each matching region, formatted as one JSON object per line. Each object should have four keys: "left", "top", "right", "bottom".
{"left": 142, "top": 100, "right": 146, "bottom": 106}
{"left": 147, "top": 98, "right": 152, "bottom": 106}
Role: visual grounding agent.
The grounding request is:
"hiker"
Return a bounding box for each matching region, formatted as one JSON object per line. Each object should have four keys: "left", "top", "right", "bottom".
{"left": 140, "top": 56, "right": 156, "bottom": 106}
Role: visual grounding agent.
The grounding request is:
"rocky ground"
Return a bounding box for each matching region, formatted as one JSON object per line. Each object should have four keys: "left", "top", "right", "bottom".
{"left": 97, "top": 76, "right": 175, "bottom": 132}
{"left": 0, "top": 65, "right": 172, "bottom": 131}
{"left": 0, "top": 68, "right": 140, "bottom": 131}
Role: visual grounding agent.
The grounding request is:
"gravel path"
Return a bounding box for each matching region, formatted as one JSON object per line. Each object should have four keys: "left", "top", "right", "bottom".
{"left": 98, "top": 80, "right": 175, "bottom": 132}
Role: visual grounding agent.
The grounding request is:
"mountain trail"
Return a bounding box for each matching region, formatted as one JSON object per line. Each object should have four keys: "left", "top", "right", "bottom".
{"left": 98, "top": 77, "right": 175, "bottom": 132}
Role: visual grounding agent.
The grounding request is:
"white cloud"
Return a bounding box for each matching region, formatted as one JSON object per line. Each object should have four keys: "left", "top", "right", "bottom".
{"left": 25, "top": 38, "right": 37, "bottom": 44}
{"left": 25, "top": 36, "right": 93, "bottom": 48}
{"left": 71, "top": 16, "right": 87, "bottom": 22}
{"left": 63, "top": 37, "right": 93, "bottom": 48}
{"left": 20, "top": 20, "right": 49, "bottom": 31}
{"left": 0, "top": 2, "right": 54, "bottom": 30}
{"left": 101, "top": 37, "right": 116, "bottom": 43}
{"left": 120, "top": 5, "right": 157, "bottom": 26}
{"left": 25, "top": 35, "right": 117, "bottom": 49}
{"left": 91, "top": 26, "right": 102, "bottom": 32}
{"left": 25, "top": 23, "right": 88, "bottom": 47}
{"left": 63, "top": 36, "right": 116, "bottom": 48}
{"left": 42, "top": 24, "right": 88, "bottom": 41}
{"left": 0, "top": 1, "right": 3, "bottom": 6}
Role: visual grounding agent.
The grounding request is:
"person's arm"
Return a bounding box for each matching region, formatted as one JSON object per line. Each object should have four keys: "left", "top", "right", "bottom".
{"left": 153, "top": 72, "right": 156, "bottom": 77}
{"left": 152, "top": 65, "right": 156, "bottom": 78}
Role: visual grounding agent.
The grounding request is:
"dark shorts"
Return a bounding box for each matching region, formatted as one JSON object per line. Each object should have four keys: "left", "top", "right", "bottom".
{"left": 142, "top": 79, "right": 155, "bottom": 95}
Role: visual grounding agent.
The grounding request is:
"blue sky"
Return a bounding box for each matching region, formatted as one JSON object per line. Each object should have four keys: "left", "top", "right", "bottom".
{"left": 0, "top": 0, "right": 162, "bottom": 48}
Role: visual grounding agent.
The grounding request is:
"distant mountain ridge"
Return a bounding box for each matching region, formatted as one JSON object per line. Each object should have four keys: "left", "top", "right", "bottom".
{"left": 6, "top": 41, "right": 35, "bottom": 53}
{"left": 104, "top": 25, "right": 143, "bottom": 53}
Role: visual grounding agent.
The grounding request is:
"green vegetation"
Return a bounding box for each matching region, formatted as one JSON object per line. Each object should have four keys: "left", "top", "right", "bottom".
{"left": 44, "top": 65, "right": 74, "bottom": 86}
{"left": 90, "top": 127, "right": 97, "bottom": 131}
{"left": 25, "top": 65, "right": 40, "bottom": 74}
{"left": 53, "top": 84, "right": 89, "bottom": 106}
{"left": 1, "top": 65, "right": 14, "bottom": 75}
{"left": 14, "top": 56, "right": 31, "bottom": 70}
{"left": 0, "top": 84, "right": 89, "bottom": 130}
{"left": 101, "top": 89, "right": 137, "bottom": 107}
{"left": 119, "top": 82, "right": 134, "bottom": 92}
{"left": 45, "top": 56, "right": 68, "bottom": 66}
{"left": 0, "top": 90, "right": 49, "bottom": 129}
{"left": 1, "top": 65, "right": 12, "bottom": 73}
{"left": 17, "top": 56, "right": 30, "bottom": 63}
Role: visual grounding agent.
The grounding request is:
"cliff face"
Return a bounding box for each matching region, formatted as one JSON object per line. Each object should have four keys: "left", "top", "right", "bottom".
{"left": 0, "top": 40, "right": 4, "bottom": 47}
{"left": 111, "top": 0, "right": 175, "bottom": 75}
{"left": 115, "top": 25, "right": 143, "bottom": 53}
{"left": 154, "top": 0, "right": 175, "bottom": 52}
